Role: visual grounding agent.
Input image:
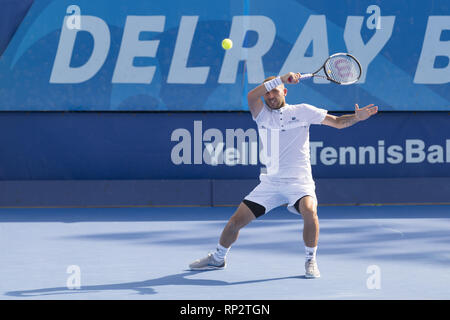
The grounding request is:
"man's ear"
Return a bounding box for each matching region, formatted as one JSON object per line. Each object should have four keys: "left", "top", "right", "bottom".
{"left": 284, "top": 88, "right": 287, "bottom": 96}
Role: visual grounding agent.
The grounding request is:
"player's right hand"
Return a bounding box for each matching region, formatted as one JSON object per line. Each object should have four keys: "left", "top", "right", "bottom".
{"left": 281, "top": 72, "right": 301, "bottom": 84}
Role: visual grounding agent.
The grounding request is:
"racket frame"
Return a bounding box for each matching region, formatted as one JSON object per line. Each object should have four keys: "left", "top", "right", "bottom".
{"left": 292, "top": 53, "right": 362, "bottom": 85}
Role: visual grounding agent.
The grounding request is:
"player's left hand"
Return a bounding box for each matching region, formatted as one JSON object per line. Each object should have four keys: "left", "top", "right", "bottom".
{"left": 355, "top": 103, "right": 378, "bottom": 121}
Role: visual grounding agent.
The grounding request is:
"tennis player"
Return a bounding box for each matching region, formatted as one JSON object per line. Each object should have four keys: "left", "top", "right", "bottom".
{"left": 189, "top": 72, "right": 378, "bottom": 278}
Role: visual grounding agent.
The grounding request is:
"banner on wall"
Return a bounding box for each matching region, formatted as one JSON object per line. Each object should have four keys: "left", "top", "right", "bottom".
{"left": 0, "top": 112, "right": 448, "bottom": 180}
{"left": 0, "top": 0, "right": 449, "bottom": 111}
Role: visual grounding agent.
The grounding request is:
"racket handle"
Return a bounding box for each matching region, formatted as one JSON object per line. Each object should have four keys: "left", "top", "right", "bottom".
{"left": 288, "top": 73, "right": 313, "bottom": 82}
{"left": 299, "top": 73, "right": 313, "bottom": 80}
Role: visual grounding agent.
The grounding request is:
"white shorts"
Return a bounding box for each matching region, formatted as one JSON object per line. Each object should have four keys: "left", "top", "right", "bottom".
{"left": 244, "top": 177, "right": 318, "bottom": 216}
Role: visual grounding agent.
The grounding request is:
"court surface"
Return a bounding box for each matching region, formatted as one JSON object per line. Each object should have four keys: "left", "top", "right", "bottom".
{"left": 0, "top": 205, "right": 449, "bottom": 300}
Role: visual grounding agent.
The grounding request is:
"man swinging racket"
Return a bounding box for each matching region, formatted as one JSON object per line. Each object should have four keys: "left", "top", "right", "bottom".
{"left": 189, "top": 54, "right": 378, "bottom": 278}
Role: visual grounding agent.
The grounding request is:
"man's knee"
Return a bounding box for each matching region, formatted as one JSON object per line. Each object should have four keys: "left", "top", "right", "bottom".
{"left": 227, "top": 201, "right": 259, "bottom": 231}
{"left": 295, "top": 196, "right": 318, "bottom": 219}
{"left": 301, "top": 206, "right": 317, "bottom": 220}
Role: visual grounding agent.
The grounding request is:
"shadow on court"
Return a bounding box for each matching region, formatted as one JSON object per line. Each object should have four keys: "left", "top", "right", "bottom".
{"left": 54, "top": 221, "right": 450, "bottom": 266}
{"left": 5, "top": 271, "right": 305, "bottom": 298}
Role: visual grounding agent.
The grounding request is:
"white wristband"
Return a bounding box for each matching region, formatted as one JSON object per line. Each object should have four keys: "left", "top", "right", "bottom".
{"left": 264, "top": 76, "right": 282, "bottom": 92}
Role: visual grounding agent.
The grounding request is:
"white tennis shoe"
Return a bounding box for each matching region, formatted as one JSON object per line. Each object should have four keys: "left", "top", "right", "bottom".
{"left": 189, "top": 253, "right": 226, "bottom": 270}
{"left": 305, "top": 259, "right": 320, "bottom": 278}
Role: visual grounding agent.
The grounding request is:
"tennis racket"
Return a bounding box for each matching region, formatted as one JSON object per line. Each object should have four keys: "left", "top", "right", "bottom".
{"left": 289, "top": 53, "right": 362, "bottom": 85}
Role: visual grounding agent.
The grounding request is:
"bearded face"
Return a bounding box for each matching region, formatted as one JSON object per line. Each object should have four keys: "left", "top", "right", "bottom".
{"left": 263, "top": 85, "right": 287, "bottom": 110}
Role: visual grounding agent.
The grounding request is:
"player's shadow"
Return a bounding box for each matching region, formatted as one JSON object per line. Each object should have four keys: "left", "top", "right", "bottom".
{"left": 5, "top": 271, "right": 305, "bottom": 298}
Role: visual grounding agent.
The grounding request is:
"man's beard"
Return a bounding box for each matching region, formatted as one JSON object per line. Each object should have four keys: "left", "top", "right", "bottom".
{"left": 264, "top": 97, "right": 285, "bottom": 109}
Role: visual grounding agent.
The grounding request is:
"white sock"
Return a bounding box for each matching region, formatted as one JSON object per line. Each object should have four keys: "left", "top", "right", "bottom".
{"left": 305, "top": 246, "right": 317, "bottom": 261}
{"left": 212, "top": 243, "right": 230, "bottom": 262}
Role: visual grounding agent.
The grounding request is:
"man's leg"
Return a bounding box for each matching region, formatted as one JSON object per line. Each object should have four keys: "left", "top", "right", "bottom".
{"left": 295, "top": 196, "right": 319, "bottom": 248}
{"left": 189, "top": 200, "right": 264, "bottom": 270}
{"left": 219, "top": 200, "right": 261, "bottom": 248}
{"left": 295, "top": 196, "right": 320, "bottom": 278}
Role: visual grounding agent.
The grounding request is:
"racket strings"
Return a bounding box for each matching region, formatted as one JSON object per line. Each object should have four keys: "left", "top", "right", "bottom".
{"left": 326, "top": 55, "right": 360, "bottom": 84}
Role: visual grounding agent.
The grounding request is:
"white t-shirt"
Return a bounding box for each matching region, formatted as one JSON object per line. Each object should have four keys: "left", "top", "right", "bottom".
{"left": 253, "top": 103, "right": 327, "bottom": 185}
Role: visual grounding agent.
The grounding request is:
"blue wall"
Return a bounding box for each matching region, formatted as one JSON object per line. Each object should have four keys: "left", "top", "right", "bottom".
{"left": 0, "top": 0, "right": 449, "bottom": 206}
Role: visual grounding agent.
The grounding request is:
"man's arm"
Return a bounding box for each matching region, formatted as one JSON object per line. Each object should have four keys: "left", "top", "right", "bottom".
{"left": 246, "top": 84, "right": 265, "bottom": 119}
{"left": 247, "top": 72, "right": 300, "bottom": 119}
{"left": 321, "top": 104, "right": 378, "bottom": 129}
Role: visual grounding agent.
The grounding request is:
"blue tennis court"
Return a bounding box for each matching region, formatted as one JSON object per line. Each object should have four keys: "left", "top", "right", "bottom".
{"left": 1, "top": 205, "right": 449, "bottom": 300}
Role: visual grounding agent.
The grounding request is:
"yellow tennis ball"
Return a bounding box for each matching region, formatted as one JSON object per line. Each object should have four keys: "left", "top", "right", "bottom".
{"left": 222, "top": 38, "right": 233, "bottom": 50}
